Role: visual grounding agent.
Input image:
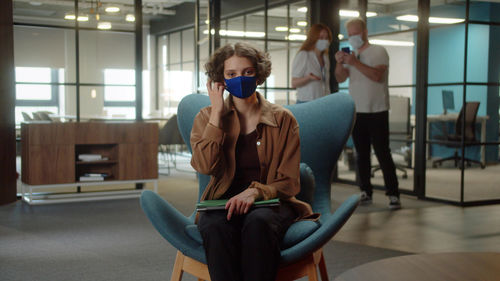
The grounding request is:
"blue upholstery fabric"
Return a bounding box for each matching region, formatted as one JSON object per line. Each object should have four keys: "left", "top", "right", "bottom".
{"left": 296, "top": 163, "right": 315, "bottom": 204}
{"left": 141, "top": 92, "right": 360, "bottom": 267}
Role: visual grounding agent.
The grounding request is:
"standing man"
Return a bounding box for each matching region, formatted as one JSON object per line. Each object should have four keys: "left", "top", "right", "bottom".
{"left": 334, "top": 18, "right": 401, "bottom": 209}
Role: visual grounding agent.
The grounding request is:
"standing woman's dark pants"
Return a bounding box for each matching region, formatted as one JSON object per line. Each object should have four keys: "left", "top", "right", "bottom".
{"left": 352, "top": 111, "right": 399, "bottom": 197}
{"left": 198, "top": 203, "right": 296, "bottom": 281}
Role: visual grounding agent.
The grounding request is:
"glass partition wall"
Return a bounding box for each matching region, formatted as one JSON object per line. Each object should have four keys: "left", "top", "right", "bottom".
{"left": 336, "top": 0, "right": 418, "bottom": 194}
{"left": 425, "top": 0, "right": 500, "bottom": 204}
{"left": 156, "top": 0, "right": 308, "bottom": 109}
{"left": 13, "top": 0, "right": 153, "bottom": 124}
{"left": 335, "top": 0, "right": 500, "bottom": 205}
{"left": 15, "top": 0, "right": 499, "bottom": 205}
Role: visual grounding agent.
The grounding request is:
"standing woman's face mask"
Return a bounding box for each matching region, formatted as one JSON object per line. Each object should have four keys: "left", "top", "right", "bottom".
{"left": 315, "top": 29, "right": 330, "bottom": 52}
{"left": 223, "top": 55, "right": 258, "bottom": 99}
{"left": 315, "top": 39, "right": 329, "bottom": 51}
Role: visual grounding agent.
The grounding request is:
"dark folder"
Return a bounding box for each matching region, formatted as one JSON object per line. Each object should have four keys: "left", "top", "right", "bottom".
{"left": 196, "top": 198, "right": 280, "bottom": 212}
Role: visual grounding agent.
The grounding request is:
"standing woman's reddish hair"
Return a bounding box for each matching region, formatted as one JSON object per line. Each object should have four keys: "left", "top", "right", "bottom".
{"left": 299, "top": 23, "right": 333, "bottom": 53}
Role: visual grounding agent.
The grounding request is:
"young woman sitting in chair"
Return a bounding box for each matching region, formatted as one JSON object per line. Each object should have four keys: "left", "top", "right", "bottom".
{"left": 191, "top": 42, "right": 317, "bottom": 281}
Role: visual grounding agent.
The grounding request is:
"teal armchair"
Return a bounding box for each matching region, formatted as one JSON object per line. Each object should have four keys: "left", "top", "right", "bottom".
{"left": 141, "top": 92, "right": 359, "bottom": 281}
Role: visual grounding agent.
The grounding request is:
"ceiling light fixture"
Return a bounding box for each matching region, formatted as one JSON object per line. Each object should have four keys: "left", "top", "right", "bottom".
{"left": 338, "top": 34, "right": 344, "bottom": 40}
{"left": 297, "top": 7, "right": 307, "bottom": 13}
{"left": 77, "top": 15, "right": 89, "bottom": 21}
{"left": 396, "top": 14, "right": 465, "bottom": 24}
{"left": 339, "top": 10, "right": 378, "bottom": 18}
{"left": 369, "top": 39, "right": 414, "bottom": 46}
{"left": 97, "top": 21, "right": 112, "bottom": 30}
{"left": 126, "top": 14, "right": 135, "bottom": 22}
{"left": 105, "top": 6, "right": 120, "bottom": 13}
{"left": 203, "top": 29, "right": 265, "bottom": 38}
{"left": 275, "top": 26, "right": 288, "bottom": 32}
{"left": 289, "top": 28, "right": 301, "bottom": 33}
{"left": 65, "top": 14, "right": 89, "bottom": 21}
{"left": 297, "top": 21, "right": 307, "bottom": 27}
{"left": 288, "top": 34, "right": 307, "bottom": 41}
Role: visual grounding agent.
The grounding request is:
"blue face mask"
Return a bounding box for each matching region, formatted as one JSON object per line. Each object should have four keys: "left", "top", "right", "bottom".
{"left": 224, "top": 76, "right": 257, "bottom": 99}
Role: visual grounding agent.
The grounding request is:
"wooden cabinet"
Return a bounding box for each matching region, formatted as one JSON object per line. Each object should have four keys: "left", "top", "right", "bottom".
{"left": 21, "top": 122, "right": 158, "bottom": 185}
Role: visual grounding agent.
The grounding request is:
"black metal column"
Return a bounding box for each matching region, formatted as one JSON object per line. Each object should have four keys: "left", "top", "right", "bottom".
{"left": 0, "top": 0, "right": 17, "bottom": 205}
{"left": 358, "top": 0, "right": 367, "bottom": 22}
{"left": 309, "top": 0, "right": 340, "bottom": 94}
{"left": 195, "top": 0, "right": 200, "bottom": 93}
{"left": 135, "top": 0, "right": 143, "bottom": 121}
{"left": 75, "top": 0, "right": 80, "bottom": 122}
{"left": 414, "top": 0, "right": 430, "bottom": 199}
{"left": 208, "top": 0, "right": 220, "bottom": 54}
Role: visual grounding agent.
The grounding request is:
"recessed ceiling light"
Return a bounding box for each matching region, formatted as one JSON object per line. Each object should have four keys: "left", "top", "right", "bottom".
{"left": 77, "top": 15, "right": 89, "bottom": 22}
{"left": 105, "top": 6, "right": 120, "bottom": 13}
{"left": 297, "top": 21, "right": 307, "bottom": 27}
{"left": 339, "top": 10, "right": 378, "bottom": 17}
{"left": 297, "top": 7, "right": 307, "bottom": 13}
{"left": 369, "top": 39, "right": 414, "bottom": 46}
{"left": 29, "top": 1, "right": 42, "bottom": 6}
{"left": 288, "top": 34, "right": 307, "bottom": 41}
{"left": 396, "top": 14, "right": 464, "bottom": 24}
{"left": 289, "top": 28, "right": 300, "bottom": 33}
{"left": 98, "top": 22, "right": 112, "bottom": 30}
{"left": 64, "top": 14, "right": 76, "bottom": 20}
{"left": 275, "top": 26, "right": 288, "bottom": 32}
{"left": 126, "top": 14, "right": 135, "bottom": 22}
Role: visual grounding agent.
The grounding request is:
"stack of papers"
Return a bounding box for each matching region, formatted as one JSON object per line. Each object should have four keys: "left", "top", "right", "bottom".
{"left": 196, "top": 198, "right": 280, "bottom": 212}
{"left": 79, "top": 173, "right": 108, "bottom": 181}
{"left": 78, "top": 154, "right": 109, "bottom": 161}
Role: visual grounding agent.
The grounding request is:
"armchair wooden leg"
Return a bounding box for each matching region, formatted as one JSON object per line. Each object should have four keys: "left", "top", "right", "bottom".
{"left": 318, "top": 253, "right": 329, "bottom": 281}
{"left": 171, "top": 251, "right": 185, "bottom": 281}
{"left": 306, "top": 262, "right": 319, "bottom": 281}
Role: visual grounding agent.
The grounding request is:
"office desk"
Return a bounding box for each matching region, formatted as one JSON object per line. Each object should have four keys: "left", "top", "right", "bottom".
{"left": 334, "top": 252, "right": 500, "bottom": 281}
{"left": 426, "top": 114, "right": 489, "bottom": 166}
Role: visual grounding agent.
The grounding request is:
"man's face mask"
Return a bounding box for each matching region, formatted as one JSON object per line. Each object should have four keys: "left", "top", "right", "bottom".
{"left": 348, "top": 34, "right": 364, "bottom": 50}
{"left": 224, "top": 76, "right": 257, "bottom": 99}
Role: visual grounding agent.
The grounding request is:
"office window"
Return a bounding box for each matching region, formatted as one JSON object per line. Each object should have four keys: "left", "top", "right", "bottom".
{"left": 104, "top": 69, "right": 135, "bottom": 102}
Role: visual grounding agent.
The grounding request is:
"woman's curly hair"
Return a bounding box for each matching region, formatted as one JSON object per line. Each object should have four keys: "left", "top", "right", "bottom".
{"left": 205, "top": 42, "right": 272, "bottom": 85}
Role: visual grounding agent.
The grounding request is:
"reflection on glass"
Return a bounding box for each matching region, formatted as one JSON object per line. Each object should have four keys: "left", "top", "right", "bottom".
{"left": 266, "top": 90, "right": 296, "bottom": 106}
{"left": 268, "top": 41, "right": 288, "bottom": 88}
{"left": 79, "top": 30, "right": 134, "bottom": 84}
{"left": 428, "top": 24, "right": 465, "bottom": 84}
{"left": 14, "top": 26, "right": 77, "bottom": 83}
{"left": 469, "top": 0, "right": 500, "bottom": 23}
{"left": 170, "top": 32, "right": 181, "bottom": 64}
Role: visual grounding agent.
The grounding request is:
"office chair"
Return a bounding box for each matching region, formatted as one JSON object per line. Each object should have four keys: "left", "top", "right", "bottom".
{"left": 141, "top": 93, "right": 360, "bottom": 281}
{"left": 21, "top": 112, "right": 33, "bottom": 121}
{"left": 432, "top": 101, "right": 485, "bottom": 169}
{"left": 158, "top": 115, "right": 186, "bottom": 175}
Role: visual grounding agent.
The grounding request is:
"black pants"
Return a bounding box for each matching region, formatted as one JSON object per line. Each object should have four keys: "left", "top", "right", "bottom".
{"left": 352, "top": 111, "right": 399, "bottom": 197}
{"left": 197, "top": 204, "right": 295, "bottom": 281}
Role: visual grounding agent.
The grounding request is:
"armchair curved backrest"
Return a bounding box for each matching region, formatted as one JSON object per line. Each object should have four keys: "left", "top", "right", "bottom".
{"left": 177, "top": 93, "right": 356, "bottom": 218}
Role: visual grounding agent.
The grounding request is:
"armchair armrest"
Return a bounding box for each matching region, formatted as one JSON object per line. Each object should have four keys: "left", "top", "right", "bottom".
{"left": 140, "top": 190, "right": 206, "bottom": 262}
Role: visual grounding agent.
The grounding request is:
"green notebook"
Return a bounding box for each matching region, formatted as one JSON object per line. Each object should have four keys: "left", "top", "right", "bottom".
{"left": 196, "top": 198, "right": 280, "bottom": 212}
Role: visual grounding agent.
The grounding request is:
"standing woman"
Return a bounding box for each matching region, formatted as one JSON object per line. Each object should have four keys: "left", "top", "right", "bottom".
{"left": 291, "top": 23, "right": 333, "bottom": 103}
{"left": 190, "top": 42, "right": 317, "bottom": 281}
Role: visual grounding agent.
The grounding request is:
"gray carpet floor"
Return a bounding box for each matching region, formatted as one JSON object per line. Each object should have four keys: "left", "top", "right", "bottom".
{"left": 1, "top": 195, "right": 411, "bottom": 281}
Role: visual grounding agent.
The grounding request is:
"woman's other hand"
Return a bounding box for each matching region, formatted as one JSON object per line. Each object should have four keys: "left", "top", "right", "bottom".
{"left": 225, "top": 188, "right": 260, "bottom": 220}
{"left": 308, "top": 73, "right": 321, "bottom": 81}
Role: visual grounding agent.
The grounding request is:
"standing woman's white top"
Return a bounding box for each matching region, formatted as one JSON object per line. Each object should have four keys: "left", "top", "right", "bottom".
{"left": 291, "top": 23, "right": 333, "bottom": 103}
{"left": 292, "top": 50, "right": 330, "bottom": 102}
